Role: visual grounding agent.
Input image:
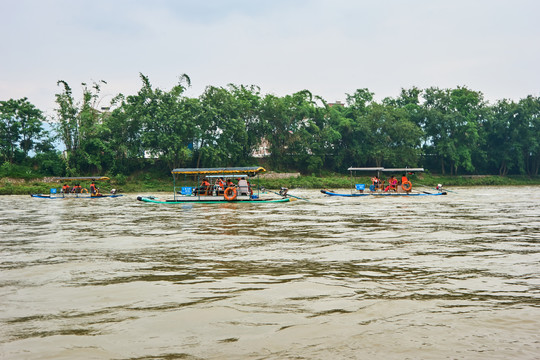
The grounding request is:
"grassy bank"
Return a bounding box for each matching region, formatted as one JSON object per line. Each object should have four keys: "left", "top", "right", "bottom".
{"left": 1, "top": 173, "right": 540, "bottom": 195}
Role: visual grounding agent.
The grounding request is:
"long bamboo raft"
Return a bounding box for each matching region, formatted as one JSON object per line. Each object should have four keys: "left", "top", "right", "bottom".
{"left": 30, "top": 176, "right": 123, "bottom": 199}
{"left": 137, "top": 167, "right": 293, "bottom": 204}
{"left": 321, "top": 167, "right": 448, "bottom": 197}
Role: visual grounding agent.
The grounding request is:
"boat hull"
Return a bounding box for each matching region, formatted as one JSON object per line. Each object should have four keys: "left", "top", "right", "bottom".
{"left": 31, "top": 194, "right": 123, "bottom": 199}
{"left": 320, "top": 189, "right": 447, "bottom": 197}
{"left": 137, "top": 196, "right": 291, "bottom": 204}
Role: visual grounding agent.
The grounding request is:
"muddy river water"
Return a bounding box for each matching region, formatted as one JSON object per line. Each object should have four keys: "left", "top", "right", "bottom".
{"left": 1, "top": 187, "right": 539, "bottom": 359}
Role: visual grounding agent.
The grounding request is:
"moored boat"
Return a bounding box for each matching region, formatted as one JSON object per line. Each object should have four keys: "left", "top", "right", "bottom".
{"left": 137, "top": 167, "right": 293, "bottom": 204}
{"left": 30, "top": 176, "right": 123, "bottom": 199}
{"left": 321, "top": 167, "right": 448, "bottom": 197}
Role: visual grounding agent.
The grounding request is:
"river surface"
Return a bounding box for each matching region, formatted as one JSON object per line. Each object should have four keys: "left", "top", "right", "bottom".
{"left": 1, "top": 187, "right": 539, "bottom": 359}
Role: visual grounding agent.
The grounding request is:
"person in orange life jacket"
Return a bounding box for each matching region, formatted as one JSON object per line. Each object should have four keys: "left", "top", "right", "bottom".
{"left": 197, "top": 178, "right": 210, "bottom": 195}
{"left": 90, "top": 181, "right": 98, "bottom": 195}
{"left": 226, "top": 178, "right": 235, "bottom": 188}
{"left": 385, "top": 175, "right": 398, "bottom": 191}
{"left": 401, "top": 173, "right": 408, "bottom": 184}
{"left": 62, "top": 184, "right": 70, "bottom": 193}
{"left": 401, "top": 173, "right": 413, "bottom": 192}
{"left": 215, "top": 177, "right": 225, "bottom": 195}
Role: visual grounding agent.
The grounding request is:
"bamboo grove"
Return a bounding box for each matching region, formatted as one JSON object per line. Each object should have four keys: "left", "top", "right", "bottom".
{"left": 1, "top": 73, "right": 539, "bottom": 178}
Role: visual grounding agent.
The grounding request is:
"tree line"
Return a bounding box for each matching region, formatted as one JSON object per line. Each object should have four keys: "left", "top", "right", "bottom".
{"left": 1, "top": 73, "right": 539, "bottom": 178}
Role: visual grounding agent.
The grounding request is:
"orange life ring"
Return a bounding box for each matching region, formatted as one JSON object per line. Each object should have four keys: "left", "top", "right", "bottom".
{"left": 81, "top": 188, "right": 88, "bottom": 193}
{"left": 402, "top": 181, "right": 412, "bottom": 192}
{"left": 224, "top": 187, "right": 237, "bottom": 201}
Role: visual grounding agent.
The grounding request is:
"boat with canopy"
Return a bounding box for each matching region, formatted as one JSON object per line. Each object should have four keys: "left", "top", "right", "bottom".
{"left": 321, "top": 167, "right": 447, "bottom": 197}
{"left": 30, "top": 176, "right": 123, "bottom": 199}
{"left": 137, "top": 167, "right": 292, "bottom": 204}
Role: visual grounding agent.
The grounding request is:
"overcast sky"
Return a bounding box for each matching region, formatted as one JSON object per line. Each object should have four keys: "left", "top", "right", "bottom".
{"left": 2, "top": 0, "right": 539, "bottom": 116}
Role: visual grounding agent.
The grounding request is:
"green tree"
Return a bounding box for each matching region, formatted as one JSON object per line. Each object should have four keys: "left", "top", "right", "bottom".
{"left": 54, "top": 80, "right": 112, "bottom": 174}
{"left": 519, "top": 96, "right": 540, "bottom": 175}
{"left": 301, "top": 97, "right": 341, "bottom": 174}
{"left": 101, "top": 94, "right": 144, "bottom": 174}
{"left": 260, "top": 90, "right": 318, "bottom": 170}
{"left": 195, "top": 85, "right": 256, "bottom": 167}
{"left": 421, "top": 87, "right": 485, "bottom": 174}
{"left": 55, "top": 81, "right": 79, "bottom": 158}
{"left": 0, "top": 98, "right": 47, "bottom": 163}
{"left": 228, "top": 84, "right": 265, "bottom": 163}
{"left": 330, "top": 89, "right": 374, "bottom": 168}
{"left": 483, "top": 99, "right": 519, "bottom": 175}
{"left": 127, "top": 74, "right": 196, "bottom": 170}
{"left": 486, "top": 96, "right": 540, "bottom": 175}
{"left": 364, "top": 102, "right": 423, "bottom": 167}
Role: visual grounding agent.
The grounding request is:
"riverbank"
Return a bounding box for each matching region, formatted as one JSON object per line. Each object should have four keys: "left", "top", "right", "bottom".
{"left": 1, "top": 173, "right": 540, "bottom": 195}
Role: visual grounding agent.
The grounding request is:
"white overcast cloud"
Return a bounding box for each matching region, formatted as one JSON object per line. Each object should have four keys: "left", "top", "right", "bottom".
{"left": 1, "top": 0, "right": 539, "bottom": 115}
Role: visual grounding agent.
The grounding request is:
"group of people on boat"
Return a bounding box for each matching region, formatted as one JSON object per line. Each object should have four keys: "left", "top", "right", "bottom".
{"left": 194, "top": 177, "right": 252, "bottom": 198}
{"left": 371, "top": 174, "right": 412, "bottom": 192}
{"left": 60, "top": 182, "right": 101, "bottom": 196}
{"left": 62, "top": 183, "right": 85, "bottom": 193}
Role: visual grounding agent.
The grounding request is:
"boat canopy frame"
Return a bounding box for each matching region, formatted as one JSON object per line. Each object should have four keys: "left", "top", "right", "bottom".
{"left": 171, "top": 167, "right": 265, "bottom": 175}
{"left": 381, "top": 168, "right": 424, "bottom": 173}
{"left": 53, "top": 176, "right": 110, "bottom": 181}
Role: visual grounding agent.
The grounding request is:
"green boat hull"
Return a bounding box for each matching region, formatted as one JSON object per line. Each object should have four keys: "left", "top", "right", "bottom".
{"left": 137, "top": 196, "right": 291, "bottom": 204}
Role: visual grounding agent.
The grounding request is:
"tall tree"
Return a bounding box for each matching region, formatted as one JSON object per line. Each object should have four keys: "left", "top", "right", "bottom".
{"left": 54, "top": 80, "right": 111, "bottom": 174}
{"left": 483, "top": 99, "right": 519, "bottom": 175}
{"left": 0, "top": 98, "right": 46, "bottom": 163}
{"left": 260, "top": 90, "right": 318, "bottom": 170}
{"left": 518, "top": 96, "right": 540, "bottom": 175}
{"left": 196, "top": 85, "right": 255, "bottom": 167}
{"left": 131, "top": 74, "right": 196, "bottom": 169}
{"left": 329, "top": 89, "right": 374, "bottom": 168}
{"left": 228, "top": 84, "right": 265, "bottom": 163}
{"left": 421, "top": 87, "right": 485, "bottom": 174}
{"left": 364, "top": 102, "right": 423, "bottom": 167}
{"left": 101, "top": 94, "right": 144, "bottom": 174}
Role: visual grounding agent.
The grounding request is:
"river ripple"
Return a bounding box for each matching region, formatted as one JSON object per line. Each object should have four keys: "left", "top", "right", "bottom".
{"left": 0, "top": 187, "right": 539, "bottom": 359}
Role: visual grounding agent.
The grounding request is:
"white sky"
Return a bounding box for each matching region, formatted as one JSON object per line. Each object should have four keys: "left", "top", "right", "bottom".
{"left": 2, "top": 0, "right": 539, "bottom": 116}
